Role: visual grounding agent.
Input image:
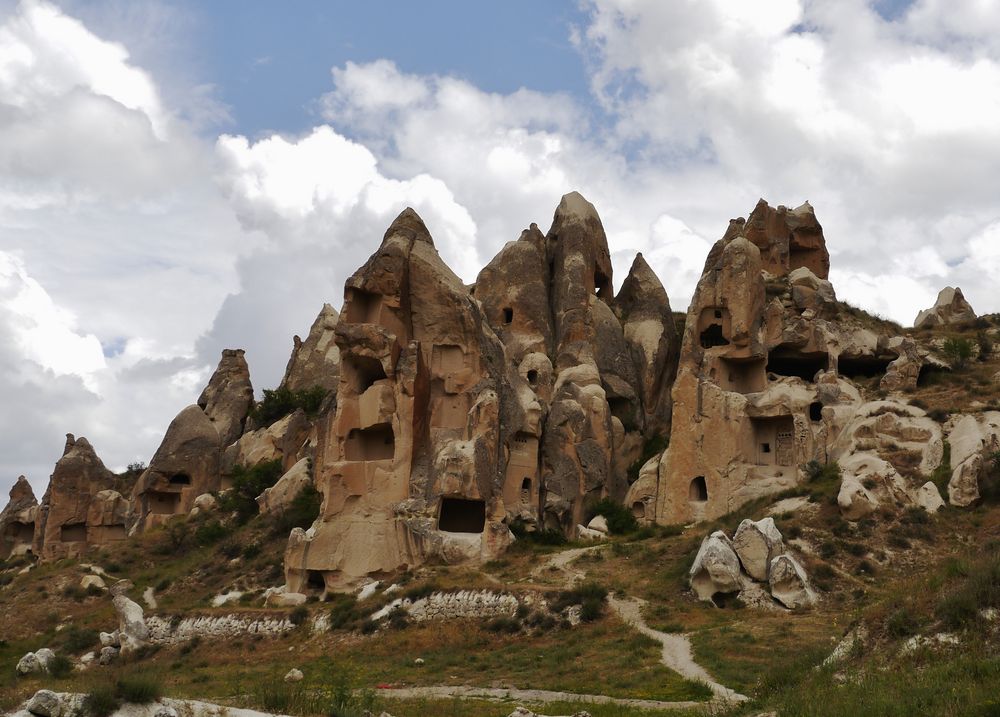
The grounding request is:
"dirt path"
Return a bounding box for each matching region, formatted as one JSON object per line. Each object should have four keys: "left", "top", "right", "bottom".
{"left": 608, "top": 595, "right": 747, "bottom": 703}
{"left": 375, "top": 685, "right": 703, "bottom": 711}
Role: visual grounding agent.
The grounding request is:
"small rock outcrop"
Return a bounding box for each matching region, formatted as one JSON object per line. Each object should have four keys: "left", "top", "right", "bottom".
{"left": 112, "top": 590, "right": 150, "bottom": 656}
{"left": 0, "top": 476, "right": 38, "bottom": 559}
{"left": 281, "top": 303, "right": 341, "bottom": 393}
{"left": 196, "top": 348, "right": 254, "bottom": 446}
{"left": 35, "top": 436, "right": 119, "bottom": 560}
{"left": 914, "top": 286, "right": 976, "bottom": 329}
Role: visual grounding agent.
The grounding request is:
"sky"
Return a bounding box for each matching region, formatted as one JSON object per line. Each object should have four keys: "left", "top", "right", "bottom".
{"left": 3, "top": 0, "right": 1000, "bottom": 497}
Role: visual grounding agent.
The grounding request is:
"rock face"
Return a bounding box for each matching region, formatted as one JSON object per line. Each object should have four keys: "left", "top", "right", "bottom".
{"left": 113, "top": 593, "right": 150, "bottom": 656}
{"left": 625, "top": 199, "right": 940, "bottom": 525}
{"left": 34, "top": 436, "right": 121, "bottom": 560}
{"left": 914, "top": 286, "right": 976, "bottom": 329}
{"left": 131, "top": 349, "right": 252, "bottom": 531}
{"left": 474, "top": 193, "right": 677, "bottom": 532}
{"left": 281, "top": 303, "right": 342, "bottom": 393}
{"left": 284, "top": 208, "right": 521, "bottom": 592}
{"left": 0, "top": 476, "right": 38, "bottom": 558}
{"left": 257, "top": 457, "right": 312, "bottom": 515}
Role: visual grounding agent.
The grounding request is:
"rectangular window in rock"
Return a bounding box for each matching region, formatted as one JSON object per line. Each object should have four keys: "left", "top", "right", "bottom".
{"left": 438, "top": 497, "right": 486, "bottom": 533}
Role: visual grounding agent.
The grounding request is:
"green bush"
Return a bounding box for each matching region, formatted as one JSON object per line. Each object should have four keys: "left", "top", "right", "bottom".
{"left": 116, "top": 675, "right": 162, "bottom": 704}
{"left": 486, "top": 616, "right": 521, "bottom": 633}
{"left": 273, "top": 483, "right": 322, "bottom": 535}
{"left": 251, "top": 386, "right": 328, "bottom": 427}
{"left": 886, "top": 608, "right": 921, "bottom": 638}
{"left": 509, "top": 518, "right": 567, "bottom": 546}
{"left": 942, "top": 337, "right": 975, "bottom": 369}
{"left": 936, "top": 555, "right": 1000, "bottom": 630}
{"left": 289, "top": 605, "right": 309, "bottom": 626}
{"left": 328, "top": 595, "right": 364, "bottom": 631}
{"left": 627, "top": 434, "right": 669, "bottom": 484}
{"left": 804, "top": 460, "right": 841, "bottom": 483}
{"left": 550, "top": 581, "right": 609, "bottom": 614}
{"left": 590, "top": 497, "right": 639, "bottom": 535}
{"left": 218, "top": 459, "right": 284, "bottom": 523}
{"left": 62, "top": 625, "right": 99, "bottom": 653}
{"left": 83, "top": 685, "right": 119, "bottom": 717}
{"left": 193, "top": 519, "right": 229, "bottom": 545}
{"left": 47, "top": 654, "right": 73, "bottom": 678}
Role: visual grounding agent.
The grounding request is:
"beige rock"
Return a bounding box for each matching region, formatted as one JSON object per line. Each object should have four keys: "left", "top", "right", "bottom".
{"left": 587, "top": 514, "right": 609, "bottom": 535}
{"left": 0, "top": 476, "right": 37, "bottom": 559}
{"left": 768, "top": 554, "right": 815, "bottom": 608}
{"left": 837, "top": 474, "right": 878, "bottom": 521}
{"left": 284, "top": 668, "right": 304, "bottom": 683}
{"left": 112, "top": 594, "right": 149, "bottom": 656}
{"left": 197, "top": 348, "right": 254, "bottom": 446}
{"left": 257, "top": 458, "right": 312, "bottom": 515}
{"left": 265, "top": 590, "right": 308, "bottom": 608}
{"left": 949, "top": 452, "right": 983, "bottom": 507}
{"left": 732, "top": 517, "right": 784, "bottom": 581}
{"left": 690, "top": 531, "right": 742, "bottom": 602}
{"left": 916, "top": 482, "right": 945, "bottom": 513}
{"left": 80, "top": 575, "right": 106, "bottom": 591}
{"left": 36, "top": 435, "right": 118, "bottom": 561}
{"left": 576, "top": 525, "right": 606, "bottom": 541}
{"left": 914, "top": 287, "right": 976, "bottom": 328}
{"left": 742, "top": 200, "right": 830, "bottom": 279}
{"left": 281, "top": 303, "right": 341, "bottom": 393}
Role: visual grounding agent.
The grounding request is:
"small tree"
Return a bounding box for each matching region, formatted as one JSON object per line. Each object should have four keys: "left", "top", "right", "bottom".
{"left": 942, "top": 337, "right": 975, "bottom": 369}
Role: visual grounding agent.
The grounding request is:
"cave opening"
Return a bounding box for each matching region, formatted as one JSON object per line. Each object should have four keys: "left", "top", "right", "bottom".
{"left": 60, "top": 523, "right": 87, "bottom": 542}
{"left": 168, "top": 473, "right": 191, "bottom": 486}
{"left": 438, "top": 497, "right": 487, "bottom": 533}
{"left": 838, "top": 355, "right": 893, "bottom": 379}
{"left": 344, "top": 423, "right": 395, "bottom": 462}
{"left": 503, "top": 307, "right": 513, "bottom": 324}
{"left": 689, "top": 476, "right": 708, "bottom": 502}
{"left": 766, "top": 351, "right": 828, "bottom": 382}
{"left": 809, "top": 401, "right": 823, "bottom": 421}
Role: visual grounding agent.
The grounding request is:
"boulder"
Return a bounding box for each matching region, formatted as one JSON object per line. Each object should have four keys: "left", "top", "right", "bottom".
{"left": 0, "top": 476, "right": 38, "bottom": 559}
{"left": 576, "top": 525, "right": 606, "bottom": 541}
{"left": 689, "top": 531, "right": 742, "bottom": 601}
{"left": 732, "top": 517, "right": 785, "bottom": 581}
{"left": 99, "top": 631, "right": 120, "bottom": 648}
{"left": 26, "top": 690, "right": 62, "bottom": 717}
{"left": 99, "top": 646, "right": 118, "bottom": 665}
{"left": 16, "top": 652, "right": 43, "bottom": 675}
{"left": 916, "top": 482, "right": 945, "bottom": 514}
{"left": 769, "top": 554, "right": 815, "bottom": 608}
{"left": 587, "top": 515, "right": 610, "bottom": 535}
{"left": 257, "top": 458, "right": 312, "bottom": 515}
{"left": 265, "top": 591, "right": 308, "bottom": 608}
{"left": 284, "top": 668, "right": 304, "bottom": 683}
{"left": 949, "top": 452, "right": 983, "bottom": 507}
{"left": 112, "top": 594, "right": 149, "bottom": 656}
{"left": 837, "top": 475, "right": 879, "bottom": 521}
{"left": 80, "top": 575, "right": 106, "bottom": 591}
{"left": 914, "top": 287, "right": 976, "bottom": 328}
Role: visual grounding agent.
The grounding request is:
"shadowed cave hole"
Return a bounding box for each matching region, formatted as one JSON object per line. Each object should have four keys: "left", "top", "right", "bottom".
{"left": 60, "top": 523, "right": 87, "bottom": 542}
{"left": 766, "top": 351, "right": 828, "bottom": 382}
{"left": 809, "top": 401, "right": 823, "bottom": 421}
{"left": 344, "top": 355, "right": 387, "bottom": 394}
{"left": 838, "top": 356, "right": 893, "bottom": 379}
{"left": 438, "top": 497, "right": 486, "bottom": 533}
{"left": 306, "top": 570, "right": 326, "bottom": 592}
{"left": 345, "top": 423, "right": 395, "bottom": 461}
{"left": 169, "top": 473, "right": 191, "bottom": 485}
{"left": 345, "top": 288, "right": 382, "bottom": 324}
{"left": 526, "top": 369, "right": 538, "bottom": 386}
{"left": 631, "top": 501, "right": 645, "bottom": 518}
{"left": 689, "top": 476, "right": 708, "bottom": 502}
{"left": 503, "top": 307, "right": 513, "bottom": 324}
{"left": 700, "top": 324, "right": 730, "bottom": 349}
{"left": 595, "top": 269, "right": 612, "bottom": 299}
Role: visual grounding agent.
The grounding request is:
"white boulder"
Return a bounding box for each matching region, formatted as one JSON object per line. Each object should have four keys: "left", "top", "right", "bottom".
{"left": 916, "top": 482, "right": 945, "bottom": 514}
{"left": 689, "top": 531, "right": 742, "bottom": 602}
{"left": 732, "top": 517, "right": 784, "bottom": 581}
{"left": 769, "top": 554, "right": 815, "bottom": 609}
{"left": 587, "top": 514, "right": 610, "bottom": 535}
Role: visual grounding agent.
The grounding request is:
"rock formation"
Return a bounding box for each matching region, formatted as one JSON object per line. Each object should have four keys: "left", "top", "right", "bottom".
{"left": 130, "top": 350, "right": 253, "bottom": 531}
{"left": 626, "top": 199, "right": 945, "bottom": 525}
{"left": 284, "top": 208, "right": 521, "bottom": 592}
{"left": 281, "top": 303, "right": 342, "bottom": 393}
{"left": 474, "top": 193, "right": 677, "bottom": 532}
{"left": 0, "top": 476, "right": 38, "bottom": 558}
{"left": 914, "top": 286, "right": 976, "bottom": 328}
{"left": 34, "top": 435, "right": 121, "bottom": 560}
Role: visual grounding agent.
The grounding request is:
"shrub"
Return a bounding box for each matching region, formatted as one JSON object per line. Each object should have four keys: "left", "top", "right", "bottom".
{"left": 590, "top": 497, "right": 639, "bottom": 535}
{"left": 273, "top": 483, "right": 322, "bottom": 535}
{"left": 360, "top": 619, "right": 378, "bottom": 635}
{"left": 251, "top": 386, "right": 328, "bottom": 427}
{"left": 978, "top": 331, "right": 994, "bottom": 362}
{"left": 62, "top": 625, "right": 99, "bottom": 652}
{"left": 403, "top": 582, "right": 438, "bottom": 602}
{"left": 289, "top": 606, "right": 309, "bottom": 626}
{"left": 193, "top": 519, "right": 229, "bottom": 545}
{"left": 47, "top": 654, "right": 73, "bottom": 678}
{"left": 218, "top": 459, "right": 284, "bottom": 523}
{"left": 83, "top": 685, "right": 119, "bottom": 717}
{"left": 116, "top": 675, "right": 162, "bottom": 704}
{"left": 328, "top": 597, "right": 363, "bottom": 631}
{"left": 486, "top": 616, "right": 521, "bottom": 634}
{"left": 509, "top": 518, "right": 567, "bottom": 546}
{"left": 936, "top": 555, "right": 1000, "bottom": 630}
{"left": 387, "top": 606, "right": 409, "bottom": 630}
{"left": 804, "top": 460, "right": 841, "bottom": 483}
{"left": 942, "top": 337, "right": 975, "bottom": 369}
{"left": 550, "top": 582, "right": 609, "bottom": 614}
{"left": 886, "top": 608, "right": 921, "bottom": 638}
